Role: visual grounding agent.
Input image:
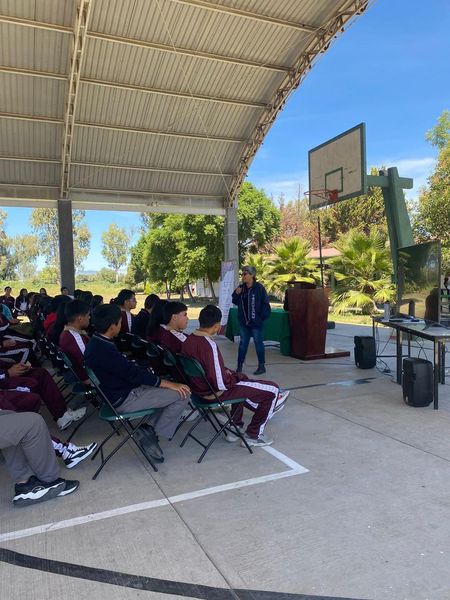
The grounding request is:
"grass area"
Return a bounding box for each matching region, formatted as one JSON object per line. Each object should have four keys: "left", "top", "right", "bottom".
{"left": 3, "top": 279, "right": 374, "bottom": 325}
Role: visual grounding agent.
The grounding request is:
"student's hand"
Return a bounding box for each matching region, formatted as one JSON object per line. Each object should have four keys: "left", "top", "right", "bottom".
{"left": 234, "top": 286, "right": 243, "bottom": 295}
{"left": 8, "top": 363, "right": 29, "bottom": 377}
{"left": 160, "top": 380, "right": 191, "bottom": 399}
{"left": 3, "top": 339, "right": 16, "bottom": 348}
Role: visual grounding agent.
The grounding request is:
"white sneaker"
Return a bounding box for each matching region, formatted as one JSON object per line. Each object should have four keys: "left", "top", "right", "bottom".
{"left": 63, "top": 442, "right": 97, "bottom": 469}
{"left": 57, "top": 407, "right": 86, "bottom": 431}
{"left": 57, "top": 411, "right": 74, "bottom": 430}
{"left": 225, "top": 426, "right": 244, "bottom": 443}
{"left": 68, "top": 406, "right": 87, "bottom": 422}
{"left": 274, "top": 390, "right": 290, "bottom": 414}
{"left": 241, "top": 433, "right": 273, "bottom": 447}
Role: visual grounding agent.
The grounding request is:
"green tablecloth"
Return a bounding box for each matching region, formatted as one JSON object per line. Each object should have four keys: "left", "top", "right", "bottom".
{"left": 225, "top": 307, "right": 291, "bottom": 356}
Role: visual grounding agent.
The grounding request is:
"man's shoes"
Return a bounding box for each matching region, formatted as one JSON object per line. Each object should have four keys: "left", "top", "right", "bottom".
{"left": 225, "top": 426, "right": 244, "bottom": 443}
{"left": 253, "top": 364, "right": 266, "bottom": 375}
{"left": 240, "top": 433, "right": 273, "bottom": 447}
{"left": 63, "top": 442, "right": 98, "bottom": 469}
{"left": 236, "top": 363, "right": 243, "bottom": 373}
{"left": 13, "top": 476, "right": 66, "bottom": 507}
{"left": 135, "top": 425, "right": 164, "bottom": 462}
{"left": 56, "top": 479, "right": 80, "bottom": 497}
{"left": 57, "top": 406, "right": 87, "bottom": 431}
{"left": 273, "top": 390, "right": 290, "bottom": 414}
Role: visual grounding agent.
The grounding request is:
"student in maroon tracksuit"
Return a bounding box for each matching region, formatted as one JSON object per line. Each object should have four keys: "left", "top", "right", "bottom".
{"left": 58, "top": 300, "right": 91, "bottom": 384}
{"left": 117, "top": 289, "right": 137, "bottom": 334}
{"left": 0, "top": 360, "right": 86, "bottom": 430}
{"left": 182, "top": 305, "right": 289, "bottom": 447}
{"left": 153, "top": 302, "right": 189, "bottom": 355}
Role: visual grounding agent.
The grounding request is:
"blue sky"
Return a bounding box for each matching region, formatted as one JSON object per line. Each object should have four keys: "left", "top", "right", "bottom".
{"left": 2, "top": 0, "right": 449, "bottom": 270}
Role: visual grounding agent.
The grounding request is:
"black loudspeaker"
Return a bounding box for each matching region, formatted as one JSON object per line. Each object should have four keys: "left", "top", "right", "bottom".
{"left": 354, "top": 336, "right": 376, "bottom": 369}
{"left": 402, "top": 357, "right": 433, "bottom": 407}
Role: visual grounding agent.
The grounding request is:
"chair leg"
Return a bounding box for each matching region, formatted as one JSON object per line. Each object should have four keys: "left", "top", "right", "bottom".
{"left": 66, "top": 406, "right": 96, "bottom": 442}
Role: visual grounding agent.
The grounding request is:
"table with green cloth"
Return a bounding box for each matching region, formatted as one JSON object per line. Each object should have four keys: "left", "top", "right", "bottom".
{"left": 225, "top": 307, "right": 291, "bottom": 356}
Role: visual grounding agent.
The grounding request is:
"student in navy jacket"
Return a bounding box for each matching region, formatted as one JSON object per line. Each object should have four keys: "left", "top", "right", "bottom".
{"left": 85, "top": 304, "right": 190, "bottom": 462}
{"left": 232, "top": 265, "right": 271, "bottom": 375}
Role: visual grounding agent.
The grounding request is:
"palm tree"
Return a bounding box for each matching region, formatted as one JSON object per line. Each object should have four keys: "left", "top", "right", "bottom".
{"left": 330, "top": 227, "right": 395, "bottom": 315}
{"left": 244, "top": 252, "right": 272, "bottom": 289}
{"left": 268, "top": 238, "right": 320, "bottom": 297}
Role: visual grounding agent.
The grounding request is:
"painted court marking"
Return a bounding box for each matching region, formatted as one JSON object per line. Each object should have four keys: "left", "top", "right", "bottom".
{"left": 0, "top": 447, "right": 308, "bottom": 543}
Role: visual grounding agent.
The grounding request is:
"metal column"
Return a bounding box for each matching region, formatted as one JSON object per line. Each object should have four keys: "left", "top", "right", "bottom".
{"left": 57, "top": 198, "right": 75, "bottom": 292}
{"left": 224, "top": 206, "right": 239, "bottom": 286}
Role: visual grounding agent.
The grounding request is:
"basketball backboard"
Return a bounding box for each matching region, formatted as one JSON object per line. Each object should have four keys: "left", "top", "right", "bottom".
{"left": 308, "top": 123, "right": 367, "bottom": 209}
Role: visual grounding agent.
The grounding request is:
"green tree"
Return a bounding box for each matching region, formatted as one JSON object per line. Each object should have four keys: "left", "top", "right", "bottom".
{"left": 243, "top": 252, "right": 272, "bottom": 290}
{"left": 0, "top": 210, "right": 17, "bottom": 279}
{"left": 10, "top": 234, "right": 39, "bottom": 280}
{"left": 101, "top": 223, "right": 131, "bottom": 283}
{"left": 30, "top": 208, "right": 91, "bottom": 274}
{"left": 330, "top": 228, "right": 395, "bottom": 315}
{"left": 412, "top": 111, "right": 450, "bottom": 277}
{"left": 237, "top": 182, "right": 280, "bottom": 258}
{"left": 268, "top": 238, "right": 320, "bottom": 297}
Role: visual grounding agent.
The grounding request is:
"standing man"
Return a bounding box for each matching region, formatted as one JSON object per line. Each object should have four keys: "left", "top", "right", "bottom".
{"left": 232, "top": 266, "right": 271, "bottom": 375}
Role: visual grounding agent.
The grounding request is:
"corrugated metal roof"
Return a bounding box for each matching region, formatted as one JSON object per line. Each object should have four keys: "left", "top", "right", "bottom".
{"left": 0, "top": 0, "right": 374, "bottom": 212}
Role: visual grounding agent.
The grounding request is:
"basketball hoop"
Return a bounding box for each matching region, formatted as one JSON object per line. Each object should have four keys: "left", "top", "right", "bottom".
{"left": 305, "top": 189, "right": 339, "bottom": 206}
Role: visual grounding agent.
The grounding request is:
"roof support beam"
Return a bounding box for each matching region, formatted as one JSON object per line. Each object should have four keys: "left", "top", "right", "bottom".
{"left": 0, "top": 155, "right": 233, "bottom": 177}
{"left": 0, "top": 113, "right": 247, "bottom": 144}
{"left": 172, "top": 0, "right": 317, "bottom": 32}
{"left": 0, "top": 15, "right": 289, "bottom": 72}
{"left": 61, "top": 0, "right": 92, "bottom": 198}
{"left": 81, "top": 77, "right": 265, "bottom": 108}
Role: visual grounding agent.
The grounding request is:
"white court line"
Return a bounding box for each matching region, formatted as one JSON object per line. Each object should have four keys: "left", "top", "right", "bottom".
{"left": 0, "top": 447, "right": 309, "bottom": 544}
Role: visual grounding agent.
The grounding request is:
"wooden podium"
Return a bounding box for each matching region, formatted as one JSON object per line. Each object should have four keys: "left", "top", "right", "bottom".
{"left": 285, "top": 284, "right": 349, "bottom": 360}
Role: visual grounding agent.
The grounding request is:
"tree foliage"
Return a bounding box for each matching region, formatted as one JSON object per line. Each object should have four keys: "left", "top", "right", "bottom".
{"left": 268, "top": 238, "right": 320, "bottom": 295}
{"left": 237, "top": 182, "right": 280, "bottom": 257}
{"left": 30, "top": 208, "right": 91, "bottom": 273}
{"left": 101, "top": 223, "right": 131, "bottom": 282}
{"left": 10, "top": 234, "right": 39, "bottom": 280}
{"left": 329, "top": 228, "right": 395, "bottom": 315}
{"left": 413, "top": 112, "right": 450, "bottom": 251}
{"left": 0, "top": 210, "right": 17, "bottom": 279}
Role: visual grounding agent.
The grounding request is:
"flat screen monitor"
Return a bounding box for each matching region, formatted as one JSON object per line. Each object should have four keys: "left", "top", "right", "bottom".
{"left": 397, "top": 241, "right": 441, "bottom": 322}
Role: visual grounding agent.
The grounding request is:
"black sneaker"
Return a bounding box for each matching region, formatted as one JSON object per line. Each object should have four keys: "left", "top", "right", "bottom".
{"left": 253, "top": 365, "right": 266, "bottom": 375}
{"left": 13, "top": 476, "right": 65, "bottom": 507}
{"left": 56, "top": 479, "right": 80, "bottom": 497}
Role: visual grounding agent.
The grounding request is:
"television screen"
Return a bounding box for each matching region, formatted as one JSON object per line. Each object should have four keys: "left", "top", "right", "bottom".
{"left": 397, "top": 241, "right": 441, "bottom": 322}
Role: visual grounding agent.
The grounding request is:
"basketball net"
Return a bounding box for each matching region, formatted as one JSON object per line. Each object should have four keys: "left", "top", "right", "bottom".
{"left": 305, "top": 189, "right": 339, "bottom": 205}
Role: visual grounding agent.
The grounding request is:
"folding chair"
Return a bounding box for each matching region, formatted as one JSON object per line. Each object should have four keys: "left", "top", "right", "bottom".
{"left": 177, "top": 355, "right": 253, "bottom": 463}
{"left": 58, "top": 351, "right": 99, "bottom": 442}
{"left": 85, "top": 367, "right": 159, "bottom": 479}
{"left": 129, "top": 335, "right": 148, "bottom": 363}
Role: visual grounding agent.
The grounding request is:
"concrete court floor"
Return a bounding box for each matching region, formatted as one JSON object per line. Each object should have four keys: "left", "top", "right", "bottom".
{"left": 1, "top": 323, "right": 450, "bottom": 600}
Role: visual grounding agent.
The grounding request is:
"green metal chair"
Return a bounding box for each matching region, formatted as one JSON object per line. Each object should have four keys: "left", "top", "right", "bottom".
{"left": 85, "top": 367, "right": 159, "bottom": 479}
{"left": 177, "top": 355, "right": 253, "bottom": 463}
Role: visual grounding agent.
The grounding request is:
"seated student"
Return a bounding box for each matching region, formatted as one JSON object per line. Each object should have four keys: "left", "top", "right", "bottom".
{"left": 43, "top": 295, "right": 71, "bottom": 340}
{"left": 0, "top": 313, "right": 36, "bottom": 364}
{"left": 15, "top": 288, "right": 28, "bottom": 316}
{"left": 61, "top": 286, "right": 71, "bottom": 297}
{"left": 0, "top": 410, "right": 80, "bottom": 507}
{"left": 182, "top": 305, "right": 289, "bottom": 447}
{"left": 146, "top": 299, "right": 167, "bottom": 341}
{"left": 153, "top": 301, "right": 189, "bottom": 354}
{"left": 132, "top": 294, "right": 160, "bottom": 339}
{"left": 85, "top": 304, "right": 190, "bottom": 462}
{"left": 116, "top": 289, "right": 137, "bottom": 334}
{"left": 58, "top": 300, "right": 91, "bottom": 384}
{"left": 0, "top": 360, "right": 86, "bottom": 430}
{"left": 0, "top": 286, "right": 16, "bottom": 313}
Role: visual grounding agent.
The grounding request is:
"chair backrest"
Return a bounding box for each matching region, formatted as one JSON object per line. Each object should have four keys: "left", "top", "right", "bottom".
{"left": 178, "top": 354, "right": 218, "bottom": 400}
{"left": 59, "top": 350, "right": 73, "bottom": 368}
{"left": 85, "top": 366, "right": 100, "bottom": 388}
{"left": 146, "top": 340, "right": 162, "bottom": 359}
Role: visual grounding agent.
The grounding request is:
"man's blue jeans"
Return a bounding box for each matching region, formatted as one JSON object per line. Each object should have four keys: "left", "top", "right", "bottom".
{"left": 238, "top": 324, "right": 265, "bottom": 366}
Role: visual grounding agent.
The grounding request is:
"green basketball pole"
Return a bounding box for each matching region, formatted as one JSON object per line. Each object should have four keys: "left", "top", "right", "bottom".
{"left": 366, "top": 167, "right": 414, "bottom": 280}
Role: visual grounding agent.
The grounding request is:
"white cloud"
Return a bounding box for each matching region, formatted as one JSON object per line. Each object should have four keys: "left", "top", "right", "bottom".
{"left": 377, "top": 156, "right": 436, "bottom": 198}
{"left": 249, "top": 173, "right": 309, "bottom": 202}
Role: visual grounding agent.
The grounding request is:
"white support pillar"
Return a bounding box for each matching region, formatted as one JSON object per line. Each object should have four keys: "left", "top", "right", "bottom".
{"left": 224, "top": 206, "right": 239, "bottom": 286}
{"left": 57, "top": 198, "right": 75, "bottom": 292}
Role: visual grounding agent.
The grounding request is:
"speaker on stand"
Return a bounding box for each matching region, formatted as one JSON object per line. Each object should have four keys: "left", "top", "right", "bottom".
{"left": 354, "top": 336, "right": 376, "bottom": 369}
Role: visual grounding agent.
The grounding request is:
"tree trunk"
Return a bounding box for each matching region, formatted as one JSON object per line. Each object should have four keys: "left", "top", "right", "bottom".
{"left": 165, "top": 280, "right": 171, "bottom": 299}
{"left": 207, "top": 273, "right": 217, "bottom": 302}
{"left": 186, "top": 281, "right": 196, "bottom": 303}
{"left": 180, "top": 287, "right": 184, "bottom": 301}
{"left": 115, "top": 270, "right": 119, "bottom": 283}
